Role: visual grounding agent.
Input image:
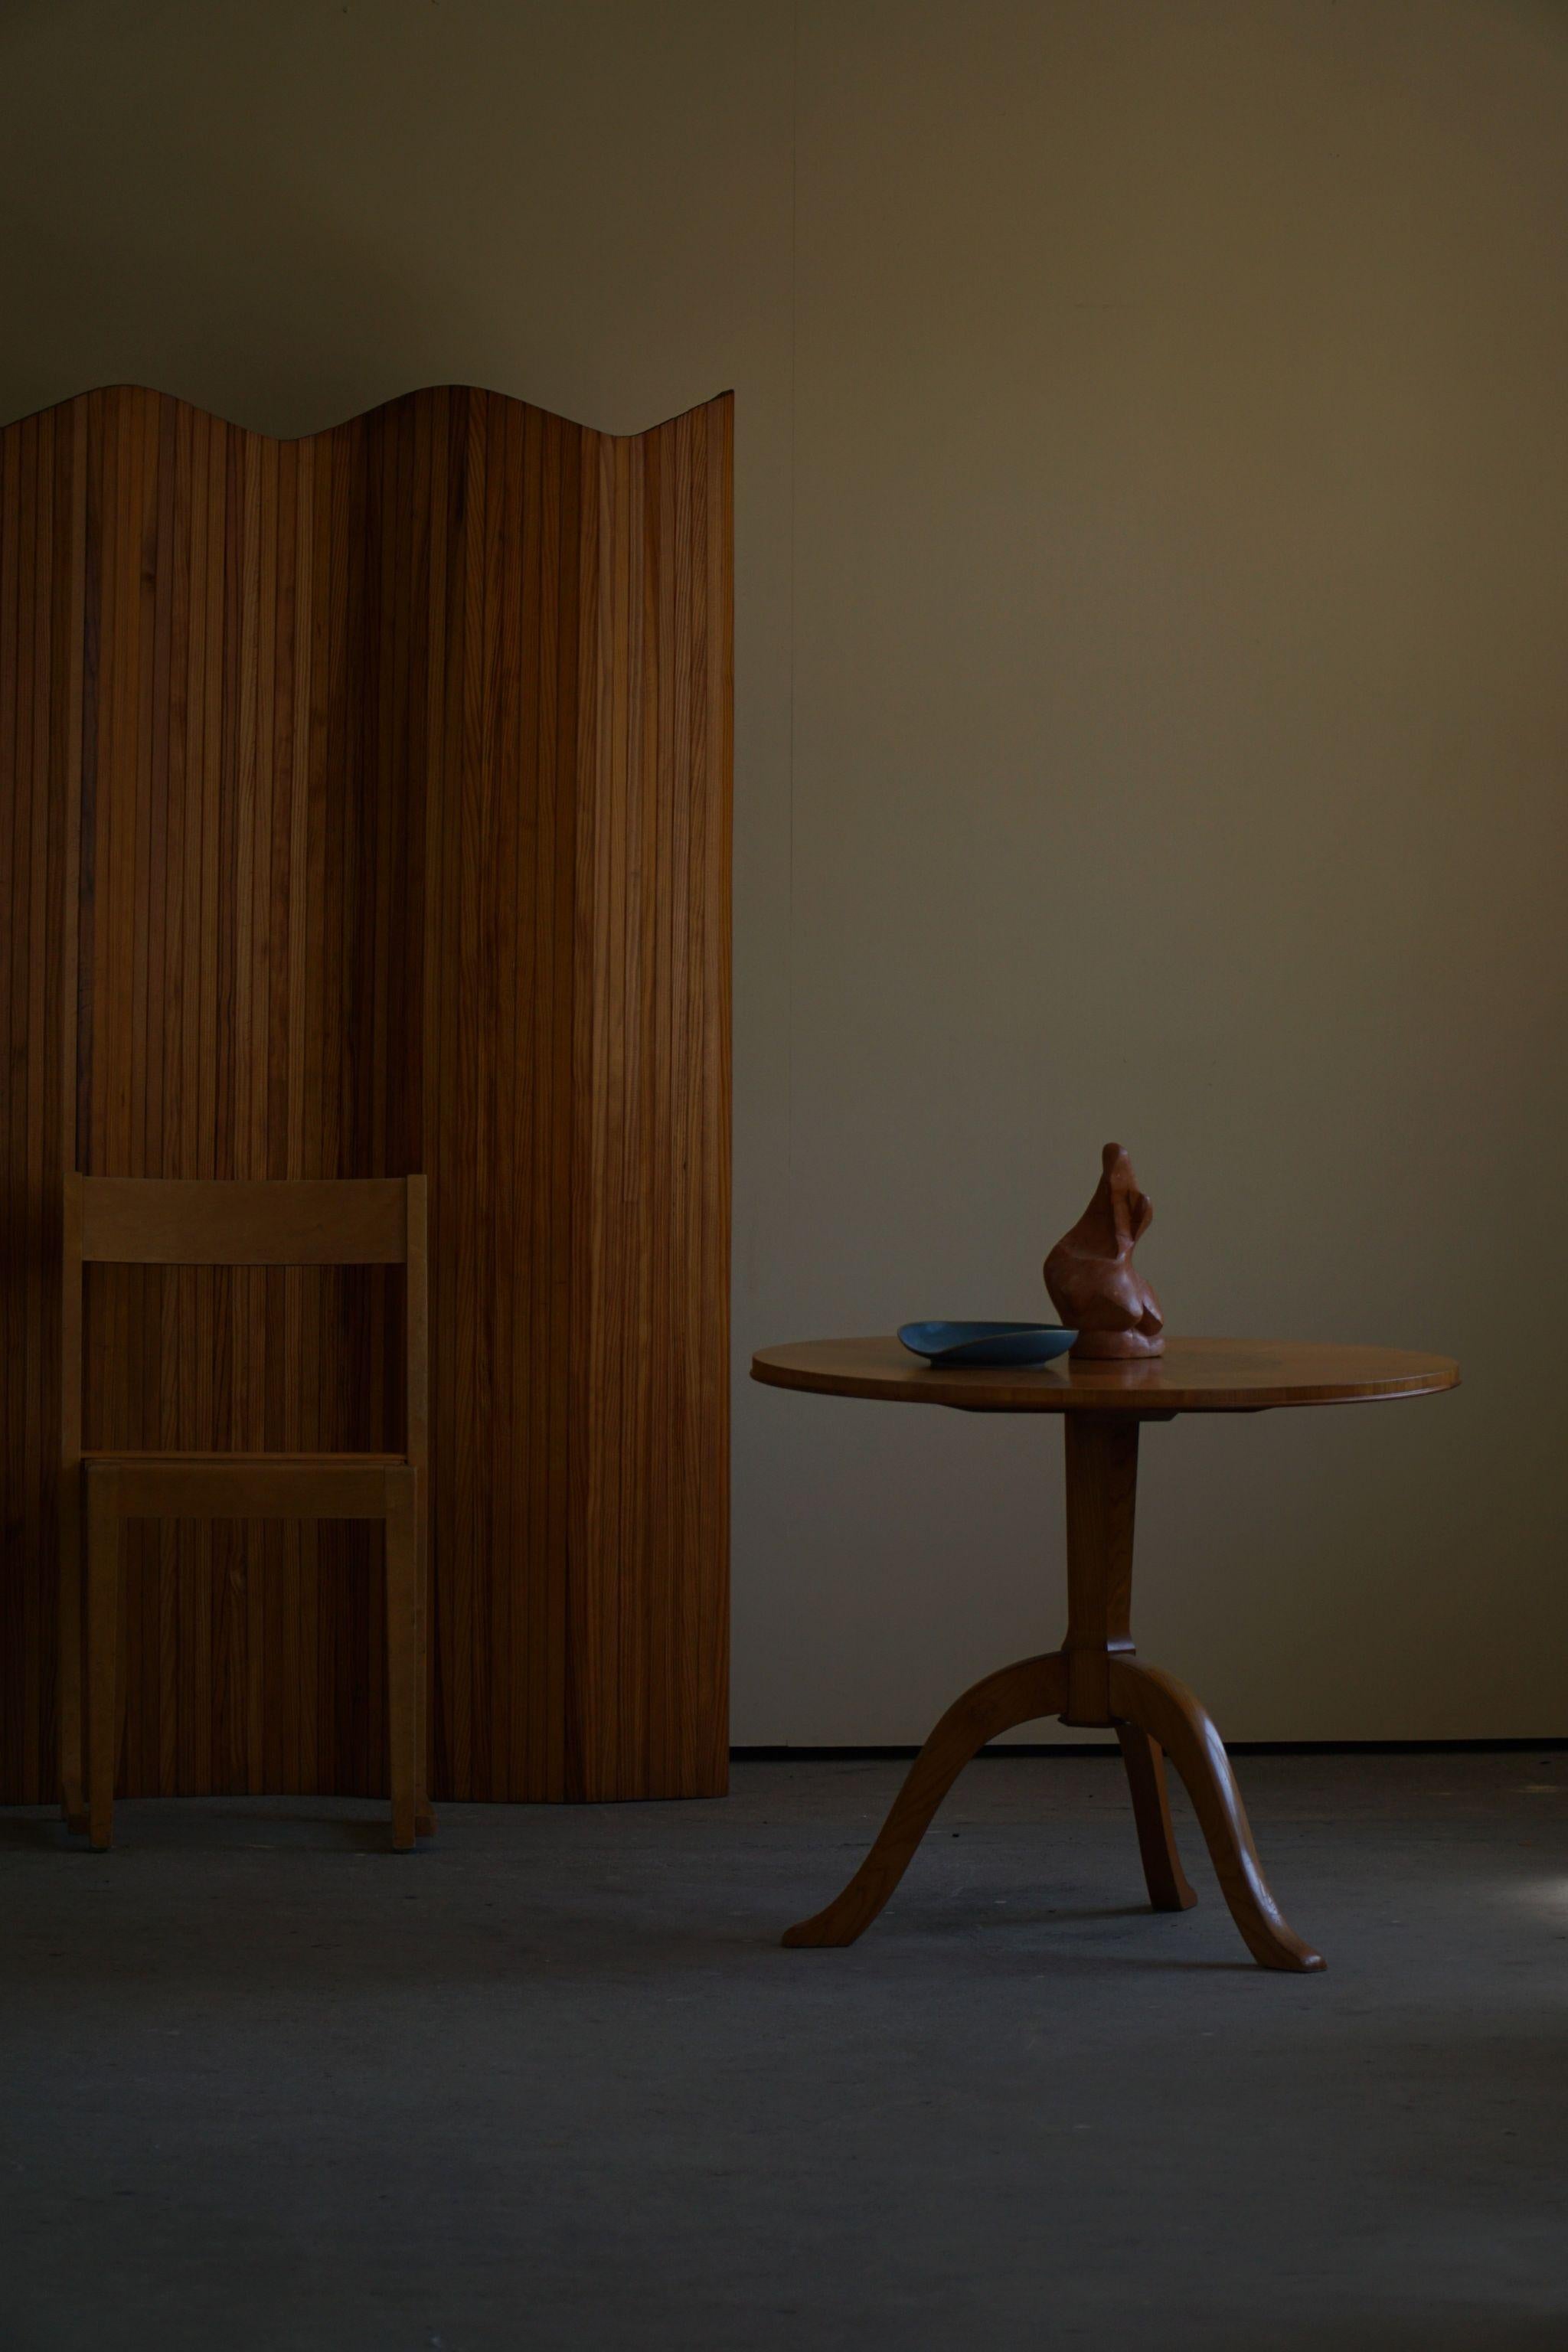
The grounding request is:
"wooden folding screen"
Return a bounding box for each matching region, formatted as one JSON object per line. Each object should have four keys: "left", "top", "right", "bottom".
{"left": 0, "top": 384, "right": 730, "bottom": 1804}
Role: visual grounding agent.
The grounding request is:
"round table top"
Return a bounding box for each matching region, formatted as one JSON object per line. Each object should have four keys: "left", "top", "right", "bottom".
{"left": 750, "top": 1334, "right": 1459, "bottom": 1416}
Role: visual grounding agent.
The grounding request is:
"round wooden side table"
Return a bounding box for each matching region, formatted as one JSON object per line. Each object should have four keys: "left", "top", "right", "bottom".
{"left": 750, "top": 1335, "right": 1459, "bottom": 1972}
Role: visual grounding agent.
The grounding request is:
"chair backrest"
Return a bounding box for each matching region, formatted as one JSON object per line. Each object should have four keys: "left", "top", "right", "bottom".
{"left": 60, "top": 1176, "right": 428, "bottom": 1481}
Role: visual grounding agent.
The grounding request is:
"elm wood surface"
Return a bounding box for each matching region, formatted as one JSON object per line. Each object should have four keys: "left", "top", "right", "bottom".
{"left": 750, "top": 1334, "right": 1459, "bottom": 1413}
{"left": 754, "top": 1335, "right": 1459, "bottom": 1970}
{"left": 1116, "top": 1721, "right": 1197, "bottom": 1913}
{"left": 1044, "top": 1140, "right": 1165, "bottom": 1359}
{"left": 60, "top": 1174, "right": 431, "bottom": 1852}
{"left": 0, "top": 383, "right": 730, "bottom": 1808}
{"left": 79, "top": 1178, "right": 411, "bottom": 1264}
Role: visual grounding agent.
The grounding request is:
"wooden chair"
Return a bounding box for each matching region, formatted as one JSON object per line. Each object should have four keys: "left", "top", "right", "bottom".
{"left": 58, "top": 1175, "right": 432, "bottom": 1853}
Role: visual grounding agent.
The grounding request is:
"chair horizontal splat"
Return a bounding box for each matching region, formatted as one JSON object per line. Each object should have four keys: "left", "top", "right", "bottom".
{"left": 86, "top": 1459, "right": 403, "bottom": 1520}
{"left": 75, "top": 1175, "right": 409, "bottom": 1265}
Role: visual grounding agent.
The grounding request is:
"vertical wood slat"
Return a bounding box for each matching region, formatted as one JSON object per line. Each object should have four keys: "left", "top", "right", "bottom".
{"left": 0, "top": 382, "right": 730, "bottom": 1805}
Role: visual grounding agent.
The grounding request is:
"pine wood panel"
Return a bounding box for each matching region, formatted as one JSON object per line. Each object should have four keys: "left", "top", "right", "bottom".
{"left": 0, "top": 383, "right": 731, "bottom": 1805}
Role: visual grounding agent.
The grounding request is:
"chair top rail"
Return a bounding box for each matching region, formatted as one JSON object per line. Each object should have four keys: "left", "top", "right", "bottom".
{"left": 71, "top": 1176, "right": 416, "bottom": 1266}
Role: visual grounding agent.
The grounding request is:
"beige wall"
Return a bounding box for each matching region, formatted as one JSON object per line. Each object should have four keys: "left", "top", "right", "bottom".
{"left": 4, "top": 0, "right": 1564, "bottom": 1743}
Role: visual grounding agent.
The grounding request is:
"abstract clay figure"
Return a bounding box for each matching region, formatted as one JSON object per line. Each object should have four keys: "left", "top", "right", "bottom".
{"left": 1044, "top": 1142, "right": 1165, "bottom": 1359}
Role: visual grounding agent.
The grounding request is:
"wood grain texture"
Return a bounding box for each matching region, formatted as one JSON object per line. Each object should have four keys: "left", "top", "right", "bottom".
{"left": 776, "top": 1404, "right": 1328, "bottom": 1964}
{"left": 781, "top": 1652, "right": 1069, "bottom": 1948}
{"left": 1061, "top": 1415, "right": 1138, "bottom": 1725}
{"left": 1107, "top": 1658, "right": 1324, "bottom": 1970}
{"left": 1, "top": 383, "right": 731, "bottom": 1805}
{"left": 1116, "top": 1723, "right": 1197, "bottom": 1913}
{"left": 751, "top": 1334, "right": 1459, "bottom": 1414}
{"left": 78, "top": 1176, "right": 410, "bottom": 1263}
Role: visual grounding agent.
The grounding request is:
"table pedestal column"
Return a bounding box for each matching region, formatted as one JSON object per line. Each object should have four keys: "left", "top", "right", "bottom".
{"left": 782, "top": 1413, "right": 1324, "bottom": 1972}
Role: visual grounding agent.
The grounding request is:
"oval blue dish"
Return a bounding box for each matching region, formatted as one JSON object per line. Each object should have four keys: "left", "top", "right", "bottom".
{"left": 897, "top": 1321, "right": 1076, "bottom": 1369}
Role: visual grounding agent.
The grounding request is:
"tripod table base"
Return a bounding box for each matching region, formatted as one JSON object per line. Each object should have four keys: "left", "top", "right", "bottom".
{"left": 782, "top": 1648, "right": 1321, "bottom": 1970}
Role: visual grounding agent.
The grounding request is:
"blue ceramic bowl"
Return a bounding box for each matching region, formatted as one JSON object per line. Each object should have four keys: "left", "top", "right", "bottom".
{"left": 897, "top": 1320, "right": 1076, "bottom": 1370}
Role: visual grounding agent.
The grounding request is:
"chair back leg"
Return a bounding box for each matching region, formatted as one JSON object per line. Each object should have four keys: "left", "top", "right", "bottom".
{"left": 86, "top": 1475, "right": 120, "bottom": 1851}
{"left": 59, "top": 1473, "right": 87, "bottom": 1833}
{"left": 415, "top": 1534, "right": 434, "bottom": 1839}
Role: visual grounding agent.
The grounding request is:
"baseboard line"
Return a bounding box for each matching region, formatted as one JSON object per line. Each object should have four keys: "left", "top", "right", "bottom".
{"left": 731, "top": 1737, "right": 1568, "bottom": 1762}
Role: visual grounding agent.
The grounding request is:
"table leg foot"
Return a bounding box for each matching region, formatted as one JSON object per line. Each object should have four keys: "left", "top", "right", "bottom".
{"left": 782, "top": 1651, "right": 1068, "bottom": 1948}
{"left": 1116, "top": 1723, "right": 1197, "bottom": 1912}
{"left": 1108, "top": 1659, "right": 1325, "bottom": 1973}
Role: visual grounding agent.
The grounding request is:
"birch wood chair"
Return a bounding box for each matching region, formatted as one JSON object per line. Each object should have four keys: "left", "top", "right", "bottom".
{"left": 58, "top": 1175, "right": 432, "bottom": 1853}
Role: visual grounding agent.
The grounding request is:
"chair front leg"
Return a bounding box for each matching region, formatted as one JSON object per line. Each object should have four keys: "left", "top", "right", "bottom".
{"left": 384, "top": 1471, "right": 420, "bottom": 1853}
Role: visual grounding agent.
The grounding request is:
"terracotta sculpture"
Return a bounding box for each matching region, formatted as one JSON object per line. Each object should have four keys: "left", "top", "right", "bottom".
{"left": 1044, "top": 1142, "right": 1165, "bottom": 1359}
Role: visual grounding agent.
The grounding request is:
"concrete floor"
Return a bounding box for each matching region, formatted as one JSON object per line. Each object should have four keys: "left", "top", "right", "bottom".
{"left": 3, "top": 1753, "right": 1567, "bottom": 2350}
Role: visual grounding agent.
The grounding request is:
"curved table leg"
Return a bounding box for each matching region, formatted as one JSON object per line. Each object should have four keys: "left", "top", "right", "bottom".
{"left": 1108, "top": 1659, "right": 1324, "bottom": 1973}
{"left": 1116, "top": 1723, "right": 1197, "bottom": 1912}
{"left": 782, "top": 1651, "right": 1068, "bottom": 1948}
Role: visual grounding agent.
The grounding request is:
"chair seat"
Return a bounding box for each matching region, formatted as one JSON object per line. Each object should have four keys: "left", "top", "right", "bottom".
{"left": 83, "top": 1450, "right": 407, "bottom": 1466}
{"left": 82, "top": 1451, "right": 413, "bottom": 1518}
